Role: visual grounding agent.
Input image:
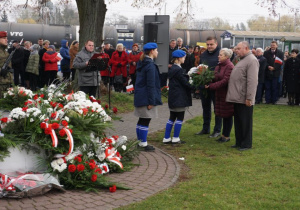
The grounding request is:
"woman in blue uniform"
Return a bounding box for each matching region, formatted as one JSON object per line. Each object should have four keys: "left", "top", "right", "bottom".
{"left": 134, "top": 43, "right": 162, "bottom": 151}
{"left": 163, "top": 50, "right": 193, "bottom": 144}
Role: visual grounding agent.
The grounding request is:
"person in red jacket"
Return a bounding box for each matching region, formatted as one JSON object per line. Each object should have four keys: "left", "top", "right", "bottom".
{"left": 128, "top": 43, "right": 142, "bottom": 88}
{"left": 205, "top": 48, "right": 234, "bottom": 143}
{"left": 42, "top": 45, "right": 61, "bottom": 85}
{"left": 99, "top": 46, "right": 111, "bottom": 88}
{"left": 109, "top": 43, "right": 128, "bottom": 92}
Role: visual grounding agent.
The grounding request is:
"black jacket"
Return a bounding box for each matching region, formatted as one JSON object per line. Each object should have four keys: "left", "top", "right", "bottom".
{"left": 283, "top": 57, "right": 300, "bottom": 93}
{"left": 257, "top": 55, "right": 267, "bottom": 83}
{"left": 200, "top": 46, "right": 220, "bottom": 71}
{"left": 263, "top": 48, "right": 284, "bottom": 78}
{"left": 8, "top": 46, "right": 24, "bottom": 69}
{"left": 168, "top": 64, "right": 193, "bottom": 109}
{"left": 181, "top": 53, "right": 193, "bottom": 73}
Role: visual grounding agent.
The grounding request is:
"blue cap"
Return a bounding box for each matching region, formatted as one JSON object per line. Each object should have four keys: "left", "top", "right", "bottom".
{"left": 143, "top": 42, "right": 157, "bottom": 51}
{"left": 172, "top": 50, "right": 186, "bottom": 58}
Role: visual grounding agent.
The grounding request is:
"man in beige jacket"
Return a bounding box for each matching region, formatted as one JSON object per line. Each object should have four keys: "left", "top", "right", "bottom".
{"left": 226, "top": 41, "right": 259, "bottom": 151}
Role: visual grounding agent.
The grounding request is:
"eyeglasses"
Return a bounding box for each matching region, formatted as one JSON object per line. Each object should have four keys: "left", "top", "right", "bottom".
{"left": 207, "top": 44, "right": 215, "bottom": 46}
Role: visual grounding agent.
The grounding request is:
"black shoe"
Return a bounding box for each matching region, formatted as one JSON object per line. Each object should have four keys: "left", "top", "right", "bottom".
{"left": 138, "top": 145, "right": 155, "bottom": 151}
{"left": 231, "top": 144, "right": 239, "bottom": 148}
{"left": 209, "top": 132, "right": 220, "bottom": 138}
{"left": 216, "top": 137, "right": 223, "bottom": 142}
{"left": 195, "top": 130, "right": 210, "bottom": 135}
{"left": 239, "top": 147, "right": 251, "bottom": 151}
{"left": 219, "top": 137, "right": 230, "bottom": 143}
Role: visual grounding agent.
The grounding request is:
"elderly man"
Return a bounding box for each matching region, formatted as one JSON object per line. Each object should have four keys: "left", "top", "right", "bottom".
{"left": 263, "top": 41, "right": 284, "bottom": 104}
{"left": 176, "top": 37, "right": 183, "bottom": 49}
{"left": 226, "top": 41, "right": 259, "bottom": 151}
{"left": 255, "top": 48, "right": 267, "bottom": 104}
{"left": 195, "top": 36, "right": 222, "bottom": 138}
{"left": 73, "top": 40, "right": 100, "bottom": 97}
{"left": 0, "top": 31, "right": 13, "bottom": 97}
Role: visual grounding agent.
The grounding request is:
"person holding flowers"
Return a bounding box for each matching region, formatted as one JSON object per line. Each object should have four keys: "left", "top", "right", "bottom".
{"left": 204, "top": 48, "right": 234, "bottom": 143}
{"left": 134, "top": 42, "right": 162, "bottom": 151}
{"left": 163, "top": 50, "right": 193, "bottom": 144}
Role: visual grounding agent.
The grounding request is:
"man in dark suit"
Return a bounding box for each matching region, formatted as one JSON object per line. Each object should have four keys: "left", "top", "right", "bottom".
{"left": 255, "top": 48, "right": 267, "bottom": 104}
{"left": 263, "top": 41, "right": 284, "bottom": 104}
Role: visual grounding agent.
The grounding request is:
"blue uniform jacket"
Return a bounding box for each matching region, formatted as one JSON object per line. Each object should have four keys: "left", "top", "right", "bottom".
{"left": 134, "top": 57, "right": 162, "bottom": 107}
{"left": 60, "top": 39, "right": 71, "bottom": 71}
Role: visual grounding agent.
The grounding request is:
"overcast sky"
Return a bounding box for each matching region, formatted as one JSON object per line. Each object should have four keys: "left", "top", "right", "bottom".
{"left": 11, "top": 0, "right": 296, "bottom": 26}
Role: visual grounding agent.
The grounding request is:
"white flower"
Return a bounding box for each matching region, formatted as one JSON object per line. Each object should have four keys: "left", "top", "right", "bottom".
{"left": 9, "top": 108, "right": 26, "bottom": 119}
{"left": 64, "top": 116, "right": 69, "bottom": 122}
{"left": 121, "top": 145, "right": 126, "bottom": 151}
{"left": 188, "top": 67, "right": 198, "bottom": 76}
{"left": 30, "top": 118, "right": 34, "bottom": 122}
{"left": 179, "top": 157, "right": 185, "bottom": 161}
{"left": 47, "top": 108, "right": 53, "bottom": 113}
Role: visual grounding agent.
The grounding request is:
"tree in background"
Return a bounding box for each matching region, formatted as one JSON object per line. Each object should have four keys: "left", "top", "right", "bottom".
{"left": 256, "top": 0, "right": 300, "bottom": 16}
{"left": 1, "top": 10, "right": 8, "bottom": 22}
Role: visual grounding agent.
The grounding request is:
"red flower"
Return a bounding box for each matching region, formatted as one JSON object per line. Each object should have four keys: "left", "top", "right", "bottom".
{"left": 51, "top": 113, "right": 57, "bottom": 119}
{"left": 40, "top": 94, "right": 45, "bottom": 98}
{"left": 68, "top": 164, "right": 76, "bottom": 172}
{"left": 96, "top": 100, "right": 101, "bottom": 104}
{"left": 50, "top": 102, "right": 57, "bottom": 108}
{"left": 105, "top": 104, "right": 109, "bottom": 109}
{"left": 77, "top": 164, "right": 85, "bottom": 172}
{"left": 58, "top": 103, "right": 64, "bottom": 108}
{"left": 91, "top": 174, "right": 97, "bottom": 182}
{"left": 24, "top": 101, "right": 32, "bottom": 106}
{"left": 69, "top": 128, "right": 73, "bottom": 134}
{"left": 95, "top": 168, "right": 102, "bottom": 174}
{"left": 103, "top": 165, "right": 108, "bottom": 172}
{"left": 40, "top": 122, "right": 47, "bottom": 129}
{"left": 109, "top": 185, "right": 117, "bottom": 192}
{"left": 74, "top": 156, "right": 82, "bottom": 163}
{"left": 52, "top": 123, "right": 59, "bottom": 129}
{"left": 33, "top": 94, "right": 38, "bottom": 100}
{"left": 112, "top": 135, "right": 119, "bottom": 140}
{"left": 22, "top": 107, "right": 28, "bottom": 112}
{"left": 82, "top": 108, "right": 88, "bottom": 115}
{"left": 89, "top": 162, "right": 96, "bottom": 170}
{"left": 112, "top": 107, "right": 118, "bottom": 113}
{"left": 89, "top": 159, "right": 95, "bottom": 164}
{"left": 44, "top": 128, "right": 52, "bottom": 135}
{"left": 1, "top": 117, "right": 8, "bottom": 123}
{"left": 61, "top": 120, "right": 68, "bottom": 127}
{"left": 59, "top": 129, "right": 66, "bottom": 137}
{"left": 116, "top": 152, "right": 121, "bottom": 158}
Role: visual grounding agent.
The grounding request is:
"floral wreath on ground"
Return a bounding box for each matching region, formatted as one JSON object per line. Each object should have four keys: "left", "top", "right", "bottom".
{"left": 0, "top": 85, "right": 139, "bottom": 197}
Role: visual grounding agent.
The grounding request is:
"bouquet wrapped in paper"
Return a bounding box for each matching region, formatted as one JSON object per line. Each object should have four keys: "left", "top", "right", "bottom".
{"left": 188, "top": 64, "right": 215, "bottom": 97}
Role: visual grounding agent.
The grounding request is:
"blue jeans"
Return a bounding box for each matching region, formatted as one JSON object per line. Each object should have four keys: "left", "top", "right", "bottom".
{"left": 265, "top": 77, "right": 278, "bottom": 103}
{"left": 200, "top": 90, "right": 222, "bottom": 133}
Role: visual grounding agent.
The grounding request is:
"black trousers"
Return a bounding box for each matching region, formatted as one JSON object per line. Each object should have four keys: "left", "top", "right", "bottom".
{"left": 234, "top": 103, "right": 253, "bottom": 148}
{"left": 80, "top": 86, "right": 97, "bottom": 97}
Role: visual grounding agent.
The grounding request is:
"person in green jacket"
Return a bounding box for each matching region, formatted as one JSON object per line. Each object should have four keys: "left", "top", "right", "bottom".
{"left": 26, "top": 44, "right": 40, "bottom": 91}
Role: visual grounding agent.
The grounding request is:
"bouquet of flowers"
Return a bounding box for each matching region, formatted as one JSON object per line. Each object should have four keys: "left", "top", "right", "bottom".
{"left": 161, "top": 86, "right": 169, "bottom": 98}
{"left": 0, "top": 84, "right": 139, "bottom": 193}
{"left": 188, "top": 64, "right": 215, "bottom": 97}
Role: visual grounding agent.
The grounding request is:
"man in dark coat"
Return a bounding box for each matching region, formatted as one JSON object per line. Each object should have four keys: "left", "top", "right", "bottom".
{"left": 255, "top": 48, "right": 267, "bottom": 104}
{"left": 263, "top": 41, "right": 284, "bottom": 104}
{"left": 195, "top": 36, "right": 222, "bottom": 138}
{"left": 8, "top": 40, "right": 24, "bottom": 86}
{"left": 161, "top": 39, "right": 176, "bottom": 87}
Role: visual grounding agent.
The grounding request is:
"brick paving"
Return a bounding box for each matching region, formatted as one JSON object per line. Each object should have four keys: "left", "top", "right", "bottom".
{"left": 0, "top": 99, "right": 202, "bottom": 210}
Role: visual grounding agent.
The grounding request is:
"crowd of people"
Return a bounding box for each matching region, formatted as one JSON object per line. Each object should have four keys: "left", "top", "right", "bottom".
{"left": 0, "top": 29, "right": 298, "bottom": 152}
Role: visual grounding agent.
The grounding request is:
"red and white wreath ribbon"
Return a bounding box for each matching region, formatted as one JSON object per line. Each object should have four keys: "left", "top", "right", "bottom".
{"left": 46, "top": 123, "right": 58, "bottom": 147}
{"left": 63, "top": 128, "right": 74, "bottom": 156}
{"left": 105, "top": 148, "right": 123, "bottom": 169}
{"left": 0, "top": 173, "right": 41, "bottom": 192}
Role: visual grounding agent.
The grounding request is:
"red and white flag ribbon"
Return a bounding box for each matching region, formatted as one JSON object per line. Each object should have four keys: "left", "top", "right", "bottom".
{"left": 105, "top": 148, "right": 123, "bottom": 169}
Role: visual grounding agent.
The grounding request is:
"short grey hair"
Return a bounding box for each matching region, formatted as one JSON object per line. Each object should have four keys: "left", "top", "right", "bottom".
{"left": 239, "top": 41, "right": 250, "bottom": 49}
{"left": 116, "top": 43, "right": 124, "bottom": 49}
{"left": 256, "top": 48, "right": 264, "bottom": 53}
{"left": 220, "top": 48, "right": 233, "bottom": 58}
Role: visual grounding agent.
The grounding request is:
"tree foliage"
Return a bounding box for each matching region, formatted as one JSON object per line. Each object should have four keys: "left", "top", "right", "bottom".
{"left": 1, "top": 10, "right": 8, "bottom": 22}
{"left": 256, "top": 0, "right": 300, "bottom": 16}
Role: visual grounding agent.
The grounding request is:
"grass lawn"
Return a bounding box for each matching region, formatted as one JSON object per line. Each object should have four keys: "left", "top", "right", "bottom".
{"left": 120, "top": 104, "right": 300, "bottom": 209}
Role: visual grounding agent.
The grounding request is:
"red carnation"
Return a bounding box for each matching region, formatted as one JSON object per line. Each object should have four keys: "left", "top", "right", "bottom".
{"left": 95, "top": 168, "right": 102, "bottom": 174}
{"left": 103, "top": 165, "right": 108, "bottom": 172}
{"left": 96, "top": 100, "right": 101, "bottom": 104}
{"left": 58, "top": 103, "right": 64, "bottom": 108}
{"left": 112, "top": 135, "right": 119, "bottom": 140}
{"left": 51, "top": 113, "right": 57, "bottom": 119}
{"left": 33, "top": 94, "right": 38, "bottom": 100}
{"left": 89, "top": 162, "right": 96, "bottom": 170}
{"left": 74, "top": 156, "right": 82, "bottom": 163}
{"left": 40, "top": 94, "right": 45, "bottom": 98}
{"left": 91, "top": 174, "right": 97, "bottom": 182}
{"left": 59, "top": 129, "right": 66, "bottom": 137}
{"left": 68, "top": 164, "right": 76, "bottom": 173}
{"left": 22, "top": 107, "right": 28, "bottom": 112}
{"left": 61, "top": 120, "right": 68, "bottom": 127}
{"left": 109, "top": 185, "right": 117, "bottom": 193}
{"left": 52, "top": 123, "right": 59, "bottom": 129}
{"left": 69, "top": 128, "right": 73, "bottom": 134}
{"left": 105, "top": 104, "right": 109, "bottom": 109}
{"left": 1, "top": 117, "right": 8, "bottom": 123}
{"left": 44, "top": 128, "right": 52, "bottom": 135}
{"left": 40, "top": 122, "right": 47, "bottom": 129}
{"left": 77, "top": 164, "right": 85, "bottom": 172}
{"left": 89, "top": 159, "right": 95, "bottom": 164}
{"left": 116, "top": 152, "right": 121, "bottom": 158}
{"left": 82, "top": 108, "right": 88, "bottom": 115}
{"left": 112, "top": 107, "right": 118, "bottom": 113}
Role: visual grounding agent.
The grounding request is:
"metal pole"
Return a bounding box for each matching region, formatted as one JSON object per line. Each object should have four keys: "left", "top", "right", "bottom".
{"left": 278, "top": 13, "right": 280, "bottom": 32}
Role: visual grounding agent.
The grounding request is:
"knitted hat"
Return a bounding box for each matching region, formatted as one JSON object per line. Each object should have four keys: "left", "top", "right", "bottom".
{"left": 132, "top": 43, "right": 139, "bottom": 48}
{"left": 48, "top": 45, "right": 56, "bottom": 51}
{"left": 0, "top": 31, "right": 7, "bottom": 38}
{"left": 172, "top": 50, "right": 186, "bottom": 58}
{"left": 143, "top": 42, "right": 157, "bottom": 51}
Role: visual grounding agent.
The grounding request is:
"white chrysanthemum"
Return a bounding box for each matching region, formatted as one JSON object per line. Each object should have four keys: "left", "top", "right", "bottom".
{"left": 9, "top": 108, "right": 26, "bottom": 119}
{"left": 115, "top": 135, "right": 128, "bottom": 147}
{"left": 47, "top": 108, "right": 53, "bottom": 113}
{"left": 30, "top": 118, "right": 34, "bottom": 122}
{"left": 73, "top": 91, "right": 86, "bottom": 101}
{"left": 43, "top": 100, "right": 49, "bottom": 104}
{"left": 188, "top": 67, "right": 198, "bottom": 76}
{"left": 64, "top": 116, "right": 69, "bottom": 122}
{"left": 121, "top": 145, "right": 126, "bottom": 151}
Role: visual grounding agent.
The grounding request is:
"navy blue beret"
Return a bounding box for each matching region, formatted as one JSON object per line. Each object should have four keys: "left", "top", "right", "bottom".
{"left": 143, "top": 42, "right": 157, "bottom": 51}
{"left": 172, "top": 50, "right": 186, "bottom": 58}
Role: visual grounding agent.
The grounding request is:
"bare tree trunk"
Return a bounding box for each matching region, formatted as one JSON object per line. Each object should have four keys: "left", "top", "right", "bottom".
{"left": 75, "top": 0, "right": 107, "bottom": 49}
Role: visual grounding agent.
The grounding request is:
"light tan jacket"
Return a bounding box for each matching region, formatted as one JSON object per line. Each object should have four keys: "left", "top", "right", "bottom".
{"left": 226, "top": 52, "right": 259, "bottom": 104}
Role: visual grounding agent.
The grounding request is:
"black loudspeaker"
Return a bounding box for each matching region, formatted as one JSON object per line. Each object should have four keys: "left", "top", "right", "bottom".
{"left": 144, "top": 23, "right": 158, "bottom": 43}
